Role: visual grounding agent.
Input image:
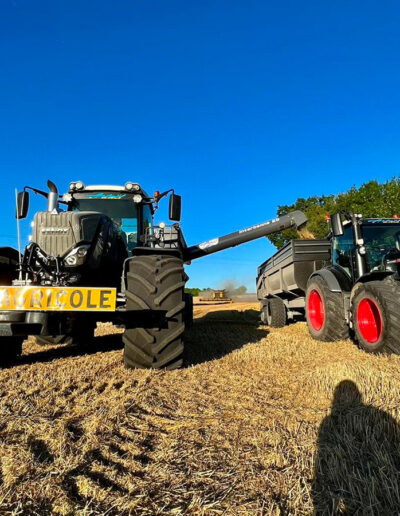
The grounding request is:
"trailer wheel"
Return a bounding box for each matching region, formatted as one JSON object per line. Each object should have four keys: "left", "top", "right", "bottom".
{"left": 123, "top": 255, "right": 186, "bottom": 369}
{"left": 306, "top": 276, "right": 348, "bottom": 341}
{"left": 352, "top": 280, "right": 400, "bottom": 354}
{"left": 263, "top": 298, "right": 287, "bottom": 327}
{"left": 0, "top": 337, "right": 23, "bottom": 366}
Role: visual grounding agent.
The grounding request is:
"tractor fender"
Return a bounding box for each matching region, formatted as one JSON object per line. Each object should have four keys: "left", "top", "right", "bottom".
{"left": 122, "top": 248, "right": 185, "bottom": 295}
{"left": 349, "top": 271, "right": 395, "bottom": 303}
{"left": 308, "top": 267, "right": 351, "bottom": 293}
{"left": 130, "top": 247, "right": 182, "bottom": 258}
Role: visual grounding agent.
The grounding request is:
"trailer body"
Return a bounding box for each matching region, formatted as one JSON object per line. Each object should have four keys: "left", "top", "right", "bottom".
{"left": 256, "top": 239, "right": 330, "bottom": 323}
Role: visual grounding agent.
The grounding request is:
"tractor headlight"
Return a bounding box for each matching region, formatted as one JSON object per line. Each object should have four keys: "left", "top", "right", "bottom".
{"left": 65, "top": 254, "right": 78, "bottom": 266}
{"left": 133, "top": 194, "right": 142, "bottom": 203}
{"left": 64, "top": 245, "right": 90, "bottom": 267}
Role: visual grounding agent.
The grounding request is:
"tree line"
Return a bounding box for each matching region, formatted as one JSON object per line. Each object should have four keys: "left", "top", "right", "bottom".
{"left": 267, "top": 178, "right": 400, "bottom": 249}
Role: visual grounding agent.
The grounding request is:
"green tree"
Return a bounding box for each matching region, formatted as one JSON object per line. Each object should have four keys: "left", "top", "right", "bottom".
{"left": 185, "top": 288, "right": 201, "bottom": 296}
{"left": 268, "top": 178, "right": 400, "bottom": 249}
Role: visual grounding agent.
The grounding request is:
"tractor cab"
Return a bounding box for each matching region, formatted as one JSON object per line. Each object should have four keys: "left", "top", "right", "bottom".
{"left": 331, "top": 213, "right": 400, "bottom": 280}
{"left": 65, "top": 182, "right": 153, "bottom": 253}
{"left": 360, "top": 220, "right": 400, "bottom": 273}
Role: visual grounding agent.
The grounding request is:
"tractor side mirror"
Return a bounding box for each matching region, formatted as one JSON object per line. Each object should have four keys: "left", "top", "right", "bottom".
{"left": 16, "top": 191, "right": 29, "bottom": 219}
{"left": 169, "top": 194, "right": 181, "bottom": 221}
{"left": 330, "top": 213, "right": 344, "bottom": 237}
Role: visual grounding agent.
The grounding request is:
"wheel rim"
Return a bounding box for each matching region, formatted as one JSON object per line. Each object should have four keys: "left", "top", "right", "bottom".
{"left": 357, "top": 298, "right": 383, "bottom": 344}
{"left": 308, "top": 289, "right": 325, "bottom": 331}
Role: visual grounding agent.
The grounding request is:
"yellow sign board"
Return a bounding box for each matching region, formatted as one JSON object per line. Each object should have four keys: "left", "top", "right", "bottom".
{"left": 0, "top": 286, "right": 117, "bottom": 312}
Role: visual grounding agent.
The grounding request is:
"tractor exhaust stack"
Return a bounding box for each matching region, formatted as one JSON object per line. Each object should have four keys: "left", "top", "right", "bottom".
{"left": 46, "top": 180, "right": 59, "bottom": 213}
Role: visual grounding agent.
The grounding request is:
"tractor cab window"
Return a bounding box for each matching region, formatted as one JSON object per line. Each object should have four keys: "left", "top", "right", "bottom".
{"left": 332, "top": 225, "right": 354, "bottom": 277}
{"left": 143, "top": 205, "right": 153, "bottom": 233}
{"left": 70, "top": 196, "right": 139, "bottom": 252}
{"left": 362, "top": 224, "right": 400, "bottom": 272}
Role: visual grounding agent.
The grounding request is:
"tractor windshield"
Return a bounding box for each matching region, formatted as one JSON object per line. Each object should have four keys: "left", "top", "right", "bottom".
{"left": 71, "top": 197, "right": 139, "bottom": 251}
{"left": 362, "top": 223, "right": 400, "bottom": 271}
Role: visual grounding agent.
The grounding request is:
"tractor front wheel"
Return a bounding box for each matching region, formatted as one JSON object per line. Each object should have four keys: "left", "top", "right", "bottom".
{"left": 123, "top": 255, "right": 186, "bottom": 369}
{"left": 351, "top": 280, "right": 400, "bottom": 354}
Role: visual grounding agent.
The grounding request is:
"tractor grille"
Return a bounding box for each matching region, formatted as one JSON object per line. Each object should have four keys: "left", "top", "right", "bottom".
{"left": 31, "top": 211, "right": 103, "bottom": 257}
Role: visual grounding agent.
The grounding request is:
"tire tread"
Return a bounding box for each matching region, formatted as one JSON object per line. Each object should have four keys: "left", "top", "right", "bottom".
{"left": 123, "top": 255, "right": 186, "bottom": 369}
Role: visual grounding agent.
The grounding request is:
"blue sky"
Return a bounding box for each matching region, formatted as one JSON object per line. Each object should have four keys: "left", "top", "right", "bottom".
{"left": 1, "top": 1, "right": 400, "bottom": 290}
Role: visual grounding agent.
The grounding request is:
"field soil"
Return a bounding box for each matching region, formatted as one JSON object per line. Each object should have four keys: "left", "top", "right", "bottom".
{"left": 1, "top": 302, "right": 400, "bottom": 514}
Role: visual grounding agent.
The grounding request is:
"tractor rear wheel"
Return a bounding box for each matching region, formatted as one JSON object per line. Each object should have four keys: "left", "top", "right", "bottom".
{"left": 0, "top": 337, "right": 23, "bottom": 366}
{"left": 71, "top": 320, "right": 97, "bottom": 349}
{"left": 123, "top": 255, "right": 186, "bottom": 369}
{"left": 262, "top": 298, "right": 287, "bottom": 327}
{"left": 351, "top": 280, "right": 400, "bottom": 354}
{"left": 306, "top": 276, "right": 348, "bottom": 341}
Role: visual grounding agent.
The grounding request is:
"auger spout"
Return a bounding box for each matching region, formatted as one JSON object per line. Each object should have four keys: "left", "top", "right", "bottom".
{"left": 184, "top": 210, "right": 307, "bottom": 261}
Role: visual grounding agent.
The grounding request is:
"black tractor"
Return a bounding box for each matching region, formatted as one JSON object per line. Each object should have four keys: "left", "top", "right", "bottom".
{"left": 0, "top": 179, "right": 306, "bottom": 368}
{"left": 306, "top": 212, "right": 400, "bottom": 353}
{"left": 257, "top": 210, "right": 400, "bottom": 354}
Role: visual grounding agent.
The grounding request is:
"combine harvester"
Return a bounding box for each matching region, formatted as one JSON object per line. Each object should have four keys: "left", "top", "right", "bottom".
{"left": 0, "top": 180, "right": 306, "bottom": 369}
{"left": 257, "top": 212, "right": 400, "bottom": 354}
{"left": 198, "top": 289, "right": 232, "bottom": 304}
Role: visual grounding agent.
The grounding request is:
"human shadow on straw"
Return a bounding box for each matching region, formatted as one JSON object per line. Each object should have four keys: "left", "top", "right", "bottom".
{"left": 312, "top": 380, "right": 400, "bottom": 515}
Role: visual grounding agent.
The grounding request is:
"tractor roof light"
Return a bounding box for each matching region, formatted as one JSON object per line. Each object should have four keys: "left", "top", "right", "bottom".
{"left": 133, "top": 194, "right": 143, "bottom": 203}
{"left": 69, "top": 181, "right": 85, "bottom": 192}
{"left": 125, "top": 182, "right": 140, "bottom": 192}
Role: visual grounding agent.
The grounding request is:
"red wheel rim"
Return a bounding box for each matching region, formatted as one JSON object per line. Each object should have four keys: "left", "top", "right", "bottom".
{"left": 308, "top": 289, "right": 325, "bottom": 331}
{"left": 357, "top": 298, "right": 383, "bottom": 344}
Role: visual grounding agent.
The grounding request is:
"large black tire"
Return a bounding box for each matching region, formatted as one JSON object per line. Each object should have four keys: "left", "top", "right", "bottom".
{"left": 262, "top": 298, "right": 287, "bottom": 327}
{"left": 306, "top": 276, "right": 348, "bottom": 341}
{"left": 184, "top": 293, "right": 194, "bottom": 329}
{"left": 0, "top": 337, "right": 23, "bottom": 366}
{"left": 123, "top": 255, "right": 186, "bottom": 369}
{"left": 351, "top": 280, "right": 400, "bottom": 354}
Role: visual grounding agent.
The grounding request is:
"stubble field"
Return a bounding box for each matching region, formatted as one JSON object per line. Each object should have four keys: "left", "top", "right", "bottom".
{"left": 0, "top": 302, "right": 400, "bottom": 515}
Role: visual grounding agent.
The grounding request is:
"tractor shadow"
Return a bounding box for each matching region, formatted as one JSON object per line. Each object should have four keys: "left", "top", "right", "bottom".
{"left": 11, "top": 333, "right": 124, "bottom": 368}
{"left": 183, "top": 308, "right": 269, "bottom": 366}
{"left": 7, "top": 309, "right": 268, "bottom": 369}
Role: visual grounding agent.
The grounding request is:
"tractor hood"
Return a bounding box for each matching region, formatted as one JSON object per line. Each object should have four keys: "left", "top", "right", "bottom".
{"left": 31, "top": 211, "right": 109, "bottom": 258}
